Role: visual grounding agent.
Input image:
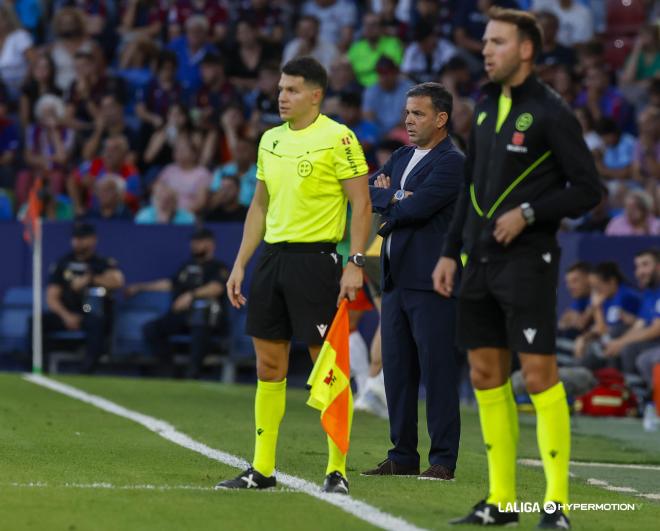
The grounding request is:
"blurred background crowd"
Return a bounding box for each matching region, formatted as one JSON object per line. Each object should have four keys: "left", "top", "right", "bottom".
{"left": 0, "top": 0, "right": 657, "bottom": 235}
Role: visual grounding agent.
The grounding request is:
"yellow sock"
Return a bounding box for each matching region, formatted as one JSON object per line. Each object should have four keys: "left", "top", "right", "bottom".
{"left": 326, "top": 436, "right": 347, "bottom": 477}
{"left": 474, "top": 380, "right": 518, "bottom": 505}
{"left": 530, "top": 382, "right": 570, "bottom": 506}
{"left": 252, "top": 379, "right": 286, "bottom": 477}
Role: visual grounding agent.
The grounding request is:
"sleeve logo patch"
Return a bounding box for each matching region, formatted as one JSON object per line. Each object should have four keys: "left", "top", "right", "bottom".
{"left": 515, "top": 113, "right": 533, "bottom": 131}
{"left": 297, "top": 160, "right": 313, "bottom": 177}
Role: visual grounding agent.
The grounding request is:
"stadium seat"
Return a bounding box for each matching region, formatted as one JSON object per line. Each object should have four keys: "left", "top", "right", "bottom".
{"left": 606, "top": 0, "right": 646, "bottom": 36}
{"left": 603, "top": 35, "right": 635, "bottom": 70}
{"left": 112, "top": 291, "right": 171, "bottom": 359}
{"left": 0, "top": 287, "right": 33, "bottom": 354}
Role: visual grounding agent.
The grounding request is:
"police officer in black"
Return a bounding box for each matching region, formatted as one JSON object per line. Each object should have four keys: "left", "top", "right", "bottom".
{"left": 127, "top": 228, "right": 229, "bottom": 379}
{"left": 43, "top": 222, "right": 124, "bottom": 373}
{"left": 433, "top": 7, "right": 602, "bottom": 529}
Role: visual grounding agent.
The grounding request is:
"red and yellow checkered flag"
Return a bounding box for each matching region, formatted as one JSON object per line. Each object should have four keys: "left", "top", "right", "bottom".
{"left": 306, "top": 300, "right": 353, "bottom": 454}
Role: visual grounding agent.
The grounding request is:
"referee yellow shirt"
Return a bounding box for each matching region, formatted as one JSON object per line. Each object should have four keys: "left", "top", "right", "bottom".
{"left": 257, "top": 114, "right": 368, "bottom": 244}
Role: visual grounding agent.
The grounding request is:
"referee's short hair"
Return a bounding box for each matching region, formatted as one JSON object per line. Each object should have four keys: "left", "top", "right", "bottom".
{"left": 406, "top": 82, "right": 453, "bottom": 122}
{"left": 282, "top": 56, "right": 328, "bottom": 94}
{"left": 488, "top": 7, "right": 543, "bottom": 60}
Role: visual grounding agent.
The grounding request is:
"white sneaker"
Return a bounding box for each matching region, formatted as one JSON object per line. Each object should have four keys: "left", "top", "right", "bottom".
{"left": 354, "top": 389, "right": 388, "bottom": 419}
{"left": 643, "top": 403, "right": 659, "bottom": 432}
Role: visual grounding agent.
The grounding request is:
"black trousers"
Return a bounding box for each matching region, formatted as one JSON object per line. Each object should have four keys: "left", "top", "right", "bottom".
{"left": 143, "top": 311, "right": 212, "bottom": 378}
{"left": 31, "top": 312, "right": 108, "bottom": 373}
{"left": 381, "top": 286, "right": 461, "bottom": 470}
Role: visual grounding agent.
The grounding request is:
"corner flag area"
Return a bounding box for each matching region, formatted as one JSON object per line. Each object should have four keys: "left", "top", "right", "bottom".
{"left": 1, "top": 373, "right": 658, "bottom": 530}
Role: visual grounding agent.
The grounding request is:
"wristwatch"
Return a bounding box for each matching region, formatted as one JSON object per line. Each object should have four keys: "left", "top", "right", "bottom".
{"left": 520, "top": 202, "right": 535, "bottom": 225}
{"left": 348, "top": 253, "right": 366, "bottom": 267}
{"left": 394, "top": 189, "right": 406, "bottom": 201}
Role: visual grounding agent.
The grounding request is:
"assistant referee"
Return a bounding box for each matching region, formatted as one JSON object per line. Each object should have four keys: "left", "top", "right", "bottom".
{"left": 433, "top": 8, "right": 602, "bottom": 529}
{"left": 216, "top": 57, "right": 371, "bottom": 494}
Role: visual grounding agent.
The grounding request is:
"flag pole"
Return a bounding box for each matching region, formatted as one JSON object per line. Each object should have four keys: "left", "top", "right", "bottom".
{"left": 32, "top": 216, "right": 43, "bottom": 374}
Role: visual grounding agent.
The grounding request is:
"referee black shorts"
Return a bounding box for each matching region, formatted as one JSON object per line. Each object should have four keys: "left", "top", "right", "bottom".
{"left": 246, "top": 242, "right": 342, "bottom": 346}
{"left": 456, "top": 248, "right": 560, "bottom": 354}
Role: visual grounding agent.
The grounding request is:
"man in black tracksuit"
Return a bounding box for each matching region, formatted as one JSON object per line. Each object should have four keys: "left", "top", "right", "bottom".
{"left": 433, "top": 7, "right": 602, "bottom": 529}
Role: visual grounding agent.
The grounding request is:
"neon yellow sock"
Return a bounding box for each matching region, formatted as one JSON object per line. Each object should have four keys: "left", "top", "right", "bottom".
{"left": 326, "top": 436, "right": 347, "bottom": 477}
{"left": 252, "top": 379, "right": 286, "bottom": 477}
{"left": 474, "top": 380, "right": 518, "bottom": 505}
{"left": 530, "top": 381, "right": 570, "bottom": 506}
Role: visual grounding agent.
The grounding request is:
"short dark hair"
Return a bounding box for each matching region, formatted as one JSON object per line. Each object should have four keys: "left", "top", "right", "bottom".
{"left": 635, "top": 248, "right": 660, "bottom": 262}
{"left": 567, "top": 261, "right": 592, "bottom": 275}
{"left": 157, "top": 50, "right": 178, "bottom": 70}
{"left": 488, "top": 7, "right": 543, "bottom": 60}
{"left": 595, "top": 117, "right": 620, "bottom": 136}
{"left": 406, "top": 82, "right": 453, "bottom": 121}
{"left": 281, "top": 56, "right": 328, "bottom": 93}
{"left": 592, "top": 262, "right": 625, "bottom": 284}
{"left": 339, "top": 91, "right": 362, "bottom": 108}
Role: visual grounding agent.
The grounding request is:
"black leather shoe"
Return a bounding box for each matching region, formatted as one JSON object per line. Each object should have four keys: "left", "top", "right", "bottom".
{"left": 361, "top": 458, "right": 420, "bottom": 476}
{"left": 419, "top": 464, "right": 455, "bottom": 480}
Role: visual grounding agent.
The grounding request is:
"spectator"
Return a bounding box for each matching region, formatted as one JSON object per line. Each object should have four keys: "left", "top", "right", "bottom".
{"left": 362, "top": 57, "right": 414, "bottom": 138}
{"left": 210, "top": 135, "right": 258, "bottom": 208}
{"left": 69, "top": 135, "right": 141, "bottom": 217}
{"left": 400, "top": 21, "right": 457, "bottom": 84}
{"left": 49, "top": 7, "right": 98, "bottom": 92}
{"left": 575, "top": 261, "right": 640, "bottom": 368}
{"left": 0, "top": 3, "right": 34, "bottom": 97}
{"left": 621, "top": 24, "right": 660, "bottom": 91}
{"left": 0, "top": 88, "right": 19, "bottom": 189}
{"left": 558, "top": 261, "right": 593, "bottom": 334}
{"left": 575, "top": 106, "right": 603, "bottom": 153}
{"left": 336, "top": 91, "right": 379, "bottom": 160}
{"left": 19, "top": 51, "right": 63, "bottom": 131}
{"left": 411, "top": 0, "right": 451, "bottom": 41}
{"left": 575, "top": 188, "right": 611, "bottom": 233}
{"left": 135, "top": 182, "right": 195, "bottom": 225}
{"left": 115, "top": 37, "right": 159, "bottom": 109}
{"left": 225, "top": 19, "right": 279, "bottom": 93}
{"left": 167, "top": 0, "right": 229, "bottom": 44}
{"left": 450, "top": 97, "right": 474, "bottom": 152}
{"left": 82, "top": 93, "right": 138, "bottom": 162}
{"left": 550, "top": 63, "right": 579, "bottom": 106}
{"left": 575, "top": 66, "right": 634, "bottom": 133}
{"left": 302, "top": 0, "right": 358, "bottom": 53}
{"left": 215, "top": 103, "right": 253, "bottom": 167}
{"left": 532, "top": 0, "right": 594, "bottom": 46}
{"left": 604, "top": 249, "right": 660, "bottom": 375}
{"left": 118, "top": 0, "right": 166, "bottom": 43}
{"left": 155, "top": 134, "right": 211, "bottom": 216}
{"left": 322, "top": 56, "right": 361, "bottom": 117}
{"left": 594, "top": 118, "right": 636, "bottom": 182}
{"left": 238, "top": 0, "right": 286, "bottom": 47}
{"left": 247, "top": 62, "right": 282, "bottom": 134}
{"left": 535, "top": 10, "right": 575, "bottom": 77}
{"left": 84, "top": 174, "right": 133, "bottom": 221}
{"left": 167, "top": 15, "right": 217, "bottom": 96}
{"left": 205, "top": 175, "right": 249, "bottom": 222}
{"left": 15, "top": 95, "right": 74, "bottom": 207}
{"left": 136, "top": 51, "right": 183, "bottom": 133}
{"left": 282, "top": 15, "right": 338, "bottom": 71}
{"left": 128, "top": 227, "right": 228, "bottom": 379}
{"left": 192, "top": 53, "right": 238, "bottom": 134}
{"left": 40, "top": 222, "right": 124, "bottom": 373}
{"left": 378, "top": 0, "right": 408, "bottom": 41}
{"left": 348, "top": 12, "right": 403, "bottom": 87}
{"left": 438, "top": 56, "right": 476, "bottom": 99}
{"left": 374, "top": 138, "right": 405, "bottom": 168}
{"left": 605, "top": 190, "right": 660, "bottom": 236}
{"left": 632, "top": 106, "right": 660, "bottom": 185}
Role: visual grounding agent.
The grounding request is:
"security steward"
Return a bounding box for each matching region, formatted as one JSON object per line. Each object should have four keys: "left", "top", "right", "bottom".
{"left": 42, "top": 222, "right": 124, "bottom": 373}
{"left": 127, "top": 228, "right": 229, "bottom": 379}
{"left": 433, "top": 7, "right": 602, "bottom": 529}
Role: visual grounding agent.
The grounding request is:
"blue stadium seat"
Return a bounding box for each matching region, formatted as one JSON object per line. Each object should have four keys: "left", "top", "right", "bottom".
{"left": 0, "top": 287, "right": 33, "bottom": 354}
{"left": 112, "top": 291, "right": 171, "bottom": 359}
{"left": 228, "top": 305, "right": 255, "bottom": 360}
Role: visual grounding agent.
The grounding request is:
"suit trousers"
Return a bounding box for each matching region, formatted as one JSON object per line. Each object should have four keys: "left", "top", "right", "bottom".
{"left": 381, "top": 286, "right": 461, "bottom": 469}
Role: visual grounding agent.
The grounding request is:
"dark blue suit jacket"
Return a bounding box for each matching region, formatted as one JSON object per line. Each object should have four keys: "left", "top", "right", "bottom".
{"left": 369, "top": 136, "right": 464, "bottom": 292}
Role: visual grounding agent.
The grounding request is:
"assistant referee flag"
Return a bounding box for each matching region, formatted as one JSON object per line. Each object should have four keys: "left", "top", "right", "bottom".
{"left": 306, "top": 300, "right": 353, "bottom": 454}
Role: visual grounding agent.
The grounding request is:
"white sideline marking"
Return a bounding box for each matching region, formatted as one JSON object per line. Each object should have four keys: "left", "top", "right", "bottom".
{"left": 521, "top": 459, "right": 660, "bottom": 502}
{"left": 3, "top": 482, "right": 303, "bottom": 493}
{"left": 24, "top": 374, "right": 427, "bottom": 531}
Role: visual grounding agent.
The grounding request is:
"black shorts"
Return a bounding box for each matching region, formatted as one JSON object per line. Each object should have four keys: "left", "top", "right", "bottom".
{"left": 456, "top": 248, "right": 560, "bottom": 354}
{"left": 246, "top": 242, "right": 342, "bottom": 345}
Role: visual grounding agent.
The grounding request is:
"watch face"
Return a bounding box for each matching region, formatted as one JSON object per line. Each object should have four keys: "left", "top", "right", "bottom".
{"left": 352, "top": 254, "right": 365, "bottom": 267}
{"left": 395, "top": 190, "right": 405, "bottom": 200}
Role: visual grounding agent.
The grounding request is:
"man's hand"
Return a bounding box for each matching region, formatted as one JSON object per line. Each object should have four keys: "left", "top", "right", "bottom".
{"left": 432, "top": 257, "right": 457, "bottom": 297}
{"left": 493, "top": 207, "right": 527, "bottom": 246}
{"left": 590, "top": 291, "right": 605, "bottom": 308}
{"left": 63, "top": 312, "right": 82, "bottom": 331}
{"left": 226, "top": 265, "right": 247, "bottom": 308}
{"left": 70, "top": 273, "right": 92, "bottom": 292}
{"left": 172, "top": 291, "right": 194, "bottom": 312}
{"left": 373, "top": 174, "right": 391, "bottom": 189}
{"left": 337, "top": 263, "right": 362, "bottom": 305}
{"left": 604, "top": 338, "right": 624, "bottom": 358}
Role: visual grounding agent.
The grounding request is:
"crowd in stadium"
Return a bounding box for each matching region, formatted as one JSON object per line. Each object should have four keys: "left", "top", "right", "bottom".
{"left": 0, "top": 0, "right": 657, "bottom": 233}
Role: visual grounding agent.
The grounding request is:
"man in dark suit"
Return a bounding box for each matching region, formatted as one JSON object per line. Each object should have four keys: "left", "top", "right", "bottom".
{"left": 362, "top": 82, "right": 464, "bottom": 480}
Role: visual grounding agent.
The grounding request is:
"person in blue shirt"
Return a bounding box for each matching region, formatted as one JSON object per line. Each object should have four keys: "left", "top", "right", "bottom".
{"left": 604, "top": 249, "right": 660, "bottom": 375}
{"left": 575, "top": 261, "right": 640, "bottom": 369}
{"left": 558, "top": 261, "right": 592, "bottom": 336}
